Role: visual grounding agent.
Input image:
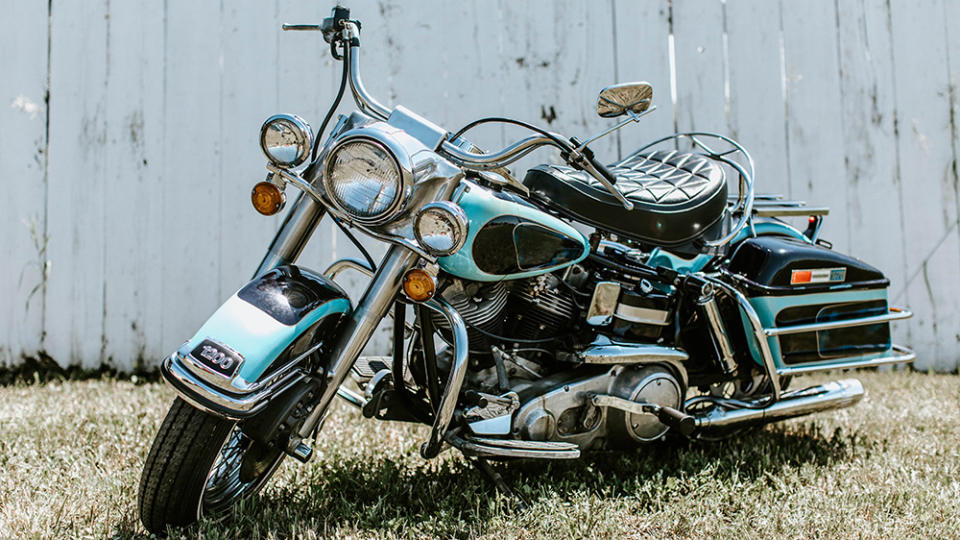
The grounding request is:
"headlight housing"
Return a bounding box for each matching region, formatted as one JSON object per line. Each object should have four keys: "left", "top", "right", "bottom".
{"left": 323, "top": 136, "right": 410, "bottom": 225}
{"left": 259, "top": 114, "right": 313, "bottom": 168}
{"left": 414, "top": 202, "right": 468, "bottom": 256}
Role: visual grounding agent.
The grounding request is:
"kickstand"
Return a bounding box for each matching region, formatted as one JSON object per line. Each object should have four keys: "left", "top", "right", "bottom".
{"left": 473, "top": 457, "right": 528, "bottom": 511}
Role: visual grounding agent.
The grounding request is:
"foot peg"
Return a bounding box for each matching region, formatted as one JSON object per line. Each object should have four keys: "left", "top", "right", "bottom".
{"left": 285, "top": 439, "right": 314, "bottom": 463}
{"left": 588, "top": 393, "right": 696, "bottom": 437}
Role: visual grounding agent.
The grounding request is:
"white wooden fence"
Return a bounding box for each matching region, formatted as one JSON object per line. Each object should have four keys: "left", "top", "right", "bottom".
{"left": 2, "top": 0, "right": 958, "bottom": 372}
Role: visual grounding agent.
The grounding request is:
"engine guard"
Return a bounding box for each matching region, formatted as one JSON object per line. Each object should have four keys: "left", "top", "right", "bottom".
{"left": 161, "top": 265, "right": 352, "bottom": 419}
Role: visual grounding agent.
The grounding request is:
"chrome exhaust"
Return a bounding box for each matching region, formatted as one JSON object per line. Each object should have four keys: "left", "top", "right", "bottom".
{"left": 694, "top": 379, "right": 864, "bottom": 432}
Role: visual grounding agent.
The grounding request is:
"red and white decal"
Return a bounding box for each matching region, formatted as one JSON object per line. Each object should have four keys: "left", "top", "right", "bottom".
{"left": 790, "top": 267, "right": 846, "bottom": 285}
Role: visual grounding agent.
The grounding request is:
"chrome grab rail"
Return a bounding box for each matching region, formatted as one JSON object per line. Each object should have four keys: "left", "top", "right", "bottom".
{"left": 764, "top": 307, "right": 912, "bottom": 336}
{"left": 420, "top": 297, "right": 470, "bottom": 459}
{"left": 777, "top": 345, "right": 915, "bottom": 376}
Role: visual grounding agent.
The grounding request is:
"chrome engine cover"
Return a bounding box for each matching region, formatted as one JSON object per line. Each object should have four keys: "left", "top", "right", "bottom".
{"left": 511, "top": 364, "right": 682, "bottom": 450}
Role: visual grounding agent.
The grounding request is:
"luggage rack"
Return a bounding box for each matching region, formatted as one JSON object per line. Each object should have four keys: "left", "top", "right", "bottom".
{"left": 735, "top": 193, "right": 830, "bottom": 218}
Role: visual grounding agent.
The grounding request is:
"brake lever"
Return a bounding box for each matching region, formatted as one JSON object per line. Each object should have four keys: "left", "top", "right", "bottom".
{"left": 566, "top": 139, "right": 633, "bottom": 211}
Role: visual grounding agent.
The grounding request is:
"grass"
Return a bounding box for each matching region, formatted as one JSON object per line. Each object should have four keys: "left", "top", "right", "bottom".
{"left": 1, "top": 371, "right": 958, "bottom": 539}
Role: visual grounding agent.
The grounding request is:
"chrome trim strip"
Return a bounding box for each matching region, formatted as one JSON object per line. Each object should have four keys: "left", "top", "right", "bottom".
{"left": 577, "top": 341, "right": 689, "bottom": 388}
{"left": 776, "top": 344, "right": 915, "bottom": 376}
{"left": 420, "top": 297, "right": 470, "bottom": 458}
{"left": 162, "top": 354, "right": 305, "bottom": 419}
{"left": 764, "top": 307, "right": 912, "bottom": 336}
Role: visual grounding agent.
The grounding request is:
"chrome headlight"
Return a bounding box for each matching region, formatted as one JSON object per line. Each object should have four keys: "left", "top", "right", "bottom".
{"left": 323, "top": 137, "right": 409, "bottom": 224}
{"left": 259, "top": 114, "right": 313, "bottom": 168}
{"left": 414, "top": 202, "right": 468, "bottom": 256}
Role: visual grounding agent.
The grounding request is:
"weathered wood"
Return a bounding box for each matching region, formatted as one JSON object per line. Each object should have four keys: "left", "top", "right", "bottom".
{"left": 100, "top": 0, "right": 166, "bottom": 369}
{"left": 835, "top": 0, "right": 910, "bottom": 347}
{"left": 724, "top": 0, "right": 790, "bottom": 197}
{"left": 159, "top": 0, "right": 223, "bottom": 355}
{"left": 2, "top": 1, "right": 958, "bottom": 371}
{"left": 780, "top": 0, "right": 848, "bottom": 251}
{"left": 0, "top": 1, "right": 49, "bottom": 367}
{"left": 613, "top": 0, "right": 675, "bottom": 156}
{"left": 672, "top": 0, "right": 726, "bottom": 133}
{"left": 44, "top": 0, "right": 110, "bottom": 368}
{"left": 888, "top": 0, "right": 960, "bottom": 370}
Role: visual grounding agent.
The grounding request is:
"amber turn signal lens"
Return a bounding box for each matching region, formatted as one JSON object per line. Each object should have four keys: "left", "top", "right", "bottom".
{"left": 402, "top": 269, "right": 436, "bottom": 302}
{"left": 251, "top": 181, "right": 285, "bottom": 216}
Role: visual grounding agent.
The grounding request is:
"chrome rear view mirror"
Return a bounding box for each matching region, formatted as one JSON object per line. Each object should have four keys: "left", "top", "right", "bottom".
{"left": 597, "top": 82, "right": 653, "bottom": 118}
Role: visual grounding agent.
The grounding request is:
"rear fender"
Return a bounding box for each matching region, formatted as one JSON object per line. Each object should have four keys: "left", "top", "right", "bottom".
{"left": 161, "top": 265, "right": 351, "bottom": 418}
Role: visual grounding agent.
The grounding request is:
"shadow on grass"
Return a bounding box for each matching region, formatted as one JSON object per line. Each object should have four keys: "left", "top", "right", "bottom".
{"left": 117, "top": 423, "right": 870, "bottom": 538}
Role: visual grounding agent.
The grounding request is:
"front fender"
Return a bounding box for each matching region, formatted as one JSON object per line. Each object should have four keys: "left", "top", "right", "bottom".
{"left": 161, "top": 265, "right": 351, "bottom": 418}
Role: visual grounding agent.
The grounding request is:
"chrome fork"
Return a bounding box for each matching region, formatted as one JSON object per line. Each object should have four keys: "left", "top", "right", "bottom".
{"left": 295, "top": 244, "right": 419, "bottom": 442}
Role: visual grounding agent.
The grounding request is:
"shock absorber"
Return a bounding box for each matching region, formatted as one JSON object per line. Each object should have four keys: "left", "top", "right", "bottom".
{"left": 691, "top": 278, "right": 738, "bottom": 375}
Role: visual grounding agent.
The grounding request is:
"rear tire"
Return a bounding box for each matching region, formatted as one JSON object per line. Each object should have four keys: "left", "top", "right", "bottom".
{"left": 138, "top": 398, "right": 284, "bottom": 535}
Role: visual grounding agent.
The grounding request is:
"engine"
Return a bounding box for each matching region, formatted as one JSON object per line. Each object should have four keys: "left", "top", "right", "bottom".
{"left": 503, "top": 273, "right": 581, "bottom": 343}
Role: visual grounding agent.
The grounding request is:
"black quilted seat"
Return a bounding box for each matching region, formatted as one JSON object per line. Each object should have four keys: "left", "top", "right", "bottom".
{"left": 523, "top": 149, "right": 728, "bottom": 246}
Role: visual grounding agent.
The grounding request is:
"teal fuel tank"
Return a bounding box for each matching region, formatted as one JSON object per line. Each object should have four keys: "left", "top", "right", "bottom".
{"left": 438, "top": 182, "right": 589, "bottom": 282}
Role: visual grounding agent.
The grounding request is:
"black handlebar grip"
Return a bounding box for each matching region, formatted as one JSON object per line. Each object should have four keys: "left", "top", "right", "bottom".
{"left": 588, "top": 153, "right": 618, "bottom": 186}
{"left": 657, "top": 406, "right": 696, "bottom": 437}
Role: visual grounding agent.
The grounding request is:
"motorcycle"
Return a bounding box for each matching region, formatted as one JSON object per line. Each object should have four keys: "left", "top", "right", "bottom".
{"left": 138, "top": 7, "right": 914, "bottom": 534}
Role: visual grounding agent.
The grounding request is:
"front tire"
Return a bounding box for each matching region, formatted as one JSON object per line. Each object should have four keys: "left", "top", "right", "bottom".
{"left": 138, "top": 398, "right": 284, "bottom": 535}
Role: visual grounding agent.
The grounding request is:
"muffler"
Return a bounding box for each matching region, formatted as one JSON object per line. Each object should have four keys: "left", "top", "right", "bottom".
{"left": 694, "top": 378, "right": 864, "bottom": 432}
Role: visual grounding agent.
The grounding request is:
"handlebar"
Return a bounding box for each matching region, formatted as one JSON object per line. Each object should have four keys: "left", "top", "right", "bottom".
{"left": 310, "top": 9, "right": 635, "bottom": 209}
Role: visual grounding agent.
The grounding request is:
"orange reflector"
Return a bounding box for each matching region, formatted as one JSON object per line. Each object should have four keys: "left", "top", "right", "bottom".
{"left": 402, "top": 269, "right": 436, "bottom": 302}
{"left": 791, "top": 270, "right": 813, "bottom": 284}
{"left": 251, "top": 181, "right": 285, "bottom": 215}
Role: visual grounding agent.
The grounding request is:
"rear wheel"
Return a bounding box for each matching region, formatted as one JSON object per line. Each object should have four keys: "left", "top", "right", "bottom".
{"left": 138, "top": 398, "right": 285, "bottom": 535}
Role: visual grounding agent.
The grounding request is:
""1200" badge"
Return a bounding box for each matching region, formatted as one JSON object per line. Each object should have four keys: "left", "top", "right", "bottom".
{"left": 189, "top": 339, "right": 244, "bottom": 378}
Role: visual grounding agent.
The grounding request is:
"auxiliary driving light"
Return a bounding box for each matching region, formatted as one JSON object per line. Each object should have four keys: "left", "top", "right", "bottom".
{"left": 402, "top": 268, "right": 436, "bottom": 302}
{"left": 251, "top": 181, "right": 286, "bottom": 216}
{"left": 414, "top": 201, "right": 468, "bottom": 256}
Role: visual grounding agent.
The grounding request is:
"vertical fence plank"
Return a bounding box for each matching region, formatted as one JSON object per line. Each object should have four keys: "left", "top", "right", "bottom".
{"left": 159, "top": 0, "right": 223, "bottom": 353}
{"left": 889, "top": 0, "right": 960, "bottom": 370}
{"left": 613, "top": 0, "right": 674, "bottom": 156}
{"left": 725, "top": 0, "right": 790, "bottom": 196}
{"left": 44, "top": 0, "right": 110, "bottom": 368}
{"left": 945, "top": 0, "right": 960, "bottom": 369}
{"left": 835, "top": 0, "right": 909, "bottom": 346}
{"left": 780, "top": 0, "right": 848, "bottom": 250}
{"left": 101, "top": 0, "right": 166, "bottom": 369}
{"left": 672, "top": 0, "right": 726, "bottom": 133}
{"left": 0, "top": 2, "right": 49, "bottom": 366}
{"left": 216, "top": 0, "right": 280, "bottom": 299}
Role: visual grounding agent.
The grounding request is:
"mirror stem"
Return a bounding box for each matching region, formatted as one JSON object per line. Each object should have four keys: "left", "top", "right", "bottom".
{"left": 575, "top": 105, "right": 657, "bottom": 152}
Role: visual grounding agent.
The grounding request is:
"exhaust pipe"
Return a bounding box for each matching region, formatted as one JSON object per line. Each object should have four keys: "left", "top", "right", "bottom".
{"left": 694, "top": 378, "right": 864, "bottom": 432}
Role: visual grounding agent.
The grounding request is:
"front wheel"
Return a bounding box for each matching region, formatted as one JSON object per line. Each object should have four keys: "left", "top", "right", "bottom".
{"left": 138, "top": 398, "right": 285, "bottom": 535}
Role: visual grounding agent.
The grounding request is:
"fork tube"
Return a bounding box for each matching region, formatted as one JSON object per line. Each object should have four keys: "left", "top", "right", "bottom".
{"left": 296, "top": 244, "right": 419, "bottom": 440}
{"left": 254, "top": 192, "right": 326, "bottom": 277}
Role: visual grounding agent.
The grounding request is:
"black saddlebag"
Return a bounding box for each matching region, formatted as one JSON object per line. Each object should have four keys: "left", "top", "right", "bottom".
{"left": 726, "top": 237, "right": 897, "bottom": 369}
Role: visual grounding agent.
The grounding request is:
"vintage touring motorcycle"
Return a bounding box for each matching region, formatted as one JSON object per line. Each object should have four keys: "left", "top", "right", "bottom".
{"left": 138, "top": 8, "right": 914, "bottom": 533}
